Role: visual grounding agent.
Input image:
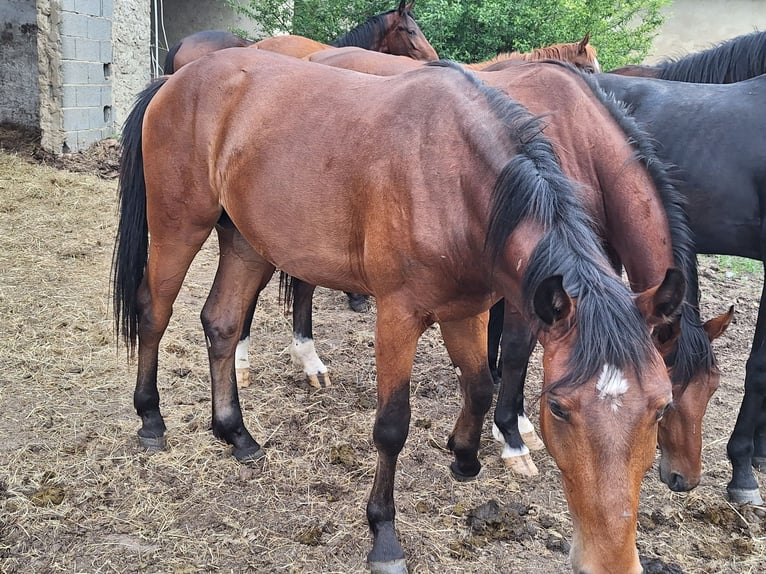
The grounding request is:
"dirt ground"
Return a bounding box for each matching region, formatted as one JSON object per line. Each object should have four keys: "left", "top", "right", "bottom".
{"left": 0, "top": 125, "right": 764, "bottom": 574}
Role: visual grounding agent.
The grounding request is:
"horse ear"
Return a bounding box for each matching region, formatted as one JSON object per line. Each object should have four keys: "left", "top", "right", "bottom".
{"left": 533, "top": 275, "right": 573, "bottom": 327}
{"left": 578, "top": 32, "right": 591, "bottom": 53}
{"left": 397, "top": 0, "right": 407, "bottom": 15}
{"left": 635, "top": 268, "right": 686, "bottom": 327}
{"left": 704, "top": 305, "right": 734, "bottom": 341}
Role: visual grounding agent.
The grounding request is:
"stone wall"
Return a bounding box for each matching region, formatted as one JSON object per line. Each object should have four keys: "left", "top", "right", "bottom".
{"left": 0, "top": 0, "right": 39, "bottom": 129}
{"left": 113, "top": 0, "right": 150, "bottom": 129}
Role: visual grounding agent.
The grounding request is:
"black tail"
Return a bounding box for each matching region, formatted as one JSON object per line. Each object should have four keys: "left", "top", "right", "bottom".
{"left": 163, "top": 41, "right": 182, "bottom": 74}
{"left": 112, "top": 76, "right": 169, "bottom": 356}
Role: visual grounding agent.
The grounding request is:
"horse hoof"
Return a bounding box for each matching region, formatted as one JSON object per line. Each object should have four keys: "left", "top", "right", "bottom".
{"left": 306, "top": 372, "right": 332, "bottom": 389}
{"left": 449, "top": 461, "right": 481, "bottom": 482}
{"left": 138, "top": 434, "right": 166, "bottom": 452}
{"left": 236, "top": 367, "right": 251, "bottom": 388}
{"left": 234, "top": 446, "right": 266, "bottom": 463}
{"left": 368, "top": 558, "right": 408, "bottom": 574}
{"left": 503, "top": 452, "right": 539, "bottom": 477}
{"left": 521, "top": 430, "right": 546, "bottom": 451}
{"left": 752, "top": 457, "right": 766, "bottom": 473}
{"left": 727, "top": 487, "right": 763, "bottom": 505}
{"left": 347, "top": 293, "right": 370, "bottom": 313}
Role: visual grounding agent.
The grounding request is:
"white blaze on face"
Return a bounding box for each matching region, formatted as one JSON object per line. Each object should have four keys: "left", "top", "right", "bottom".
{"left": 596, "top": 364, "right": 628, "bottom": 411}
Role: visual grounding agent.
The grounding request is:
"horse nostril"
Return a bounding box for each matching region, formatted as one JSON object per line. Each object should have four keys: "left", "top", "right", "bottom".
{"left": 668, "top": 472, "right": 689, "bottom": 492}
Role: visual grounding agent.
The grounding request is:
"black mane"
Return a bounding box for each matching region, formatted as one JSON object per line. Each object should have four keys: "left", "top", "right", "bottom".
{"left": 546, "top": 60, "right": 716, "bottom": 387}
{"left": 330, "top": 10, "right": 400, "bottom": 48}
{"left": 428, "top": 60, "right": 654, "bottom": 390}
{"left": 656, "top": 30, "right": 766, "bottom": 83}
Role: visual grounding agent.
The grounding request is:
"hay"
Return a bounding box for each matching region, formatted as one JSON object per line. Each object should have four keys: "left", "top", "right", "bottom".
{"left": 0, "top": 148, "right": 764, "bottom": 573}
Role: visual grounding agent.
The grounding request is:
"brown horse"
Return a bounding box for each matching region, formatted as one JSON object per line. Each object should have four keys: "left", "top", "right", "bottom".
{"left": 268, "top": 47, "right": 731, "bottom": 492}
{"left": 114, "top": 49, "right": 680, "bottom": 574}
{"left": 464, "top": 32, "right": 600, "bottom": 72}
{"left": 163, "top": 0, "right": 437, "bottom": 73}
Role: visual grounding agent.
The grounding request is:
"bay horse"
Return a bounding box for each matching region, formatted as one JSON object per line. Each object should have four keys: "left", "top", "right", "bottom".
{"left": 163, "top": 0, "right": 437, "bottom": 73}
{"left": 258, "top": 48, "right": 731, "bottom": 493}
{"left": 607, "top": 29, "right": 766, "bottom": 82}
{"left": 594, "top": 71, "right": 766, "bottom": 506}
{"left": 113, "top": 49, "right": 681, "bottom": 574}
{"left": 464, "top": 32, "right": 600, "bottom": 72}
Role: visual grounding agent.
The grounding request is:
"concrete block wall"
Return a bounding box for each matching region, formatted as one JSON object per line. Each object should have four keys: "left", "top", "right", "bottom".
{"left": 57, "top": 0, "right": 114, "bottom": 152}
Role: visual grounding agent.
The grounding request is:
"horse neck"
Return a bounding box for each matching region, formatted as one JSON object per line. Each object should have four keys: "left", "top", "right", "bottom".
{"left": 330, "top": 14, "right": 387, "bottom": 50}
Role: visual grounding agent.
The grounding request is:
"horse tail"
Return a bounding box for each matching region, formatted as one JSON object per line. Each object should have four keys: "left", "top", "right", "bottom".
{"left": 163, "top": 41, "right": 181, "bottom": 74}
{"left": 112, "top": 76, "right": 168, "bottom": 356}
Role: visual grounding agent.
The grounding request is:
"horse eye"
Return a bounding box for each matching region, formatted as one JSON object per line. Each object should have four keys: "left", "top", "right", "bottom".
{"left": 656, "top": 402, "right": 673, "bottom": 421}
{"left": 548, "top": 399, "right": 569, "bottom": 421}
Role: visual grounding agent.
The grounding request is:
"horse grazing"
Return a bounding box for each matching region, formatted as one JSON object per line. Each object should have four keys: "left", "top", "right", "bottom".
{"left": 164, "top": 0, "right": 436, "bottom": 73}
{"left": 595, "top": 71, "right": 765, "bottom": 506}
{"left": 607, "top": 29, "right": 766, "bottom": 82}
{"left": 463, "top": 32, "right": 600, "bottom": 72}
{"left": 113, "top": 49, "right": 679, "bottom": 574}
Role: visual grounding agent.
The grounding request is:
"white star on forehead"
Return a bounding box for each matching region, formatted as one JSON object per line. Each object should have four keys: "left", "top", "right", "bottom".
{"left": 596, "top": 364, "right": 629, "bottom": 410}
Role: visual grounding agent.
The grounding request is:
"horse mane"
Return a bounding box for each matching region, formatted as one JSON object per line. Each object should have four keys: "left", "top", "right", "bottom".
{"left": 427, "top": 60, "right": 654, "bottom": 391}
{"left": 330, "top": 9, "right": 399, "bottom": 48}
{"left": 656, "top": 29, "right": 766, "bottom": 83}
{"left": 163, "top": 41, "right": 182, "bottom": 74}
{"left": 547, "top": 61, "right": 716, "bottom": 387}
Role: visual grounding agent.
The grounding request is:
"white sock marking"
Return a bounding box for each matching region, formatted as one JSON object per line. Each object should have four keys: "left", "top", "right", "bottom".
{"left": 290, "top": 337, "right": 328, "bottom": 376}
{"left": 235, "top": 337, "right": 250, "bottom": 370}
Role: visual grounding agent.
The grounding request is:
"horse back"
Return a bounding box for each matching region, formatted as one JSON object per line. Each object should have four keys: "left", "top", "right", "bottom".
{"left": 143, "top": 49, "right": 509, "bottom": 294}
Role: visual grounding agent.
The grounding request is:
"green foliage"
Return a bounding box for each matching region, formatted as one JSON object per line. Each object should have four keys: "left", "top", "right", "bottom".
{"left": 225, "top": 0, "right": 669, "bottom": 70}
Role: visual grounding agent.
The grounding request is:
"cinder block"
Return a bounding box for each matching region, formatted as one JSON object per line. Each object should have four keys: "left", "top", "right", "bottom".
{"left": 100, "top": 85, "right": 112, "bottom": 107}
{"left": 76, "top": 85, "right": 102, "bottom": 107}
{"left": 61, "top": 60, "right": 90, "bottom": 84}
{"left": 62, "top": 85, "right": 77, "bottom": 108}
{"left": 75, "top": 0, "right": 102, "bottom": 16}
{"left": 60, "top": 12, "right": 90, "bottom": 38}
{"left": 75, "top": 37, "right": 101, "bottom": 62}
{"left": 62, "top": 107, "right": 90, "bottom": 131}
{"left": 87, "top": 17, "right": 111, "bottom": 42}
{"left": 61, "top": 36, "right": 77, "bottom": 59}
{"left": 86, "top": 61, "right": 108, "bottom": 83}
{"left": 77, "top": 129, "right": 103, "bottom": 151}
{"left": 62, "top": 0, "right": 76, "bottom": 12}
{"left": 100, "top": 40, "right": 112, "bottom": 63}
{"left": 88, "top": 106, "right": 106, "bottom": 129}
{"left": 101, "top": 0, "right": 113, "bottom": 18}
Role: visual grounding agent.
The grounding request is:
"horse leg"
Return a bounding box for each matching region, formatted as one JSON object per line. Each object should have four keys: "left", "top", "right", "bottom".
{"left": 235, "top": 298, "right": 257, "bottom": 388}
{"left": 291, "top": 279, "right": 331, "bottom": 388}
{"left": 366, "top": 300, "right": 424, "bottom": 574}
{"left": 492, "top": 301, "right": 541, "bottom": 476}
{"left": 345, "top": 291, "right": 370, "bottom": 313}
{"left": 441, "top": 313, "right": 495, "bottom": 481}
{"left": 752, "top": 402, "right": 766, "bottom": 472}
{"left": 134, "top": 228, "right": 213, "bottom": 450}
{"left": 201, "top": 224, "right": 275, "bottom": 461}
{"left": 487, "top": 299, "right": 504, "bottom": 385}
{"left": 726, "top": 270, "right": 766, "bottom": 504}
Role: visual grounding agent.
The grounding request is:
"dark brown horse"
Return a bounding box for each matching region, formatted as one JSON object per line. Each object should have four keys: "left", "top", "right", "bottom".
{"left": 114, "top": 49, "right": 680, "bottom": 574}
{"left": 163, "top": 0, "right": 437, "bottom": 73}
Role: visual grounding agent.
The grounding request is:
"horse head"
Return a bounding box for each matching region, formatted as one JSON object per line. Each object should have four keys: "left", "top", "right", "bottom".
{"left": 535, "top": 269, "right": 683, "bottom": 574}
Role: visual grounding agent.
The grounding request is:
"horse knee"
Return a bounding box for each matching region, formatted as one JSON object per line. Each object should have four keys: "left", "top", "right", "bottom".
{"left": 200, "top": 309, "right": 241, "bottom": 353}
{"left": 373, "top": 392, "right": 410, "bottom": 457}
{"left": 745, "top": 352, "right": 766, "bottom": 393}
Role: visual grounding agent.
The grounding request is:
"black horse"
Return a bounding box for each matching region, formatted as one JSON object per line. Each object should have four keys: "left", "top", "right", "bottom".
{"left": 586, "top": 72, "right": 766, "bottom": 505}
{"left": 608, "top": 29, "right": 766, "bottom": 83}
